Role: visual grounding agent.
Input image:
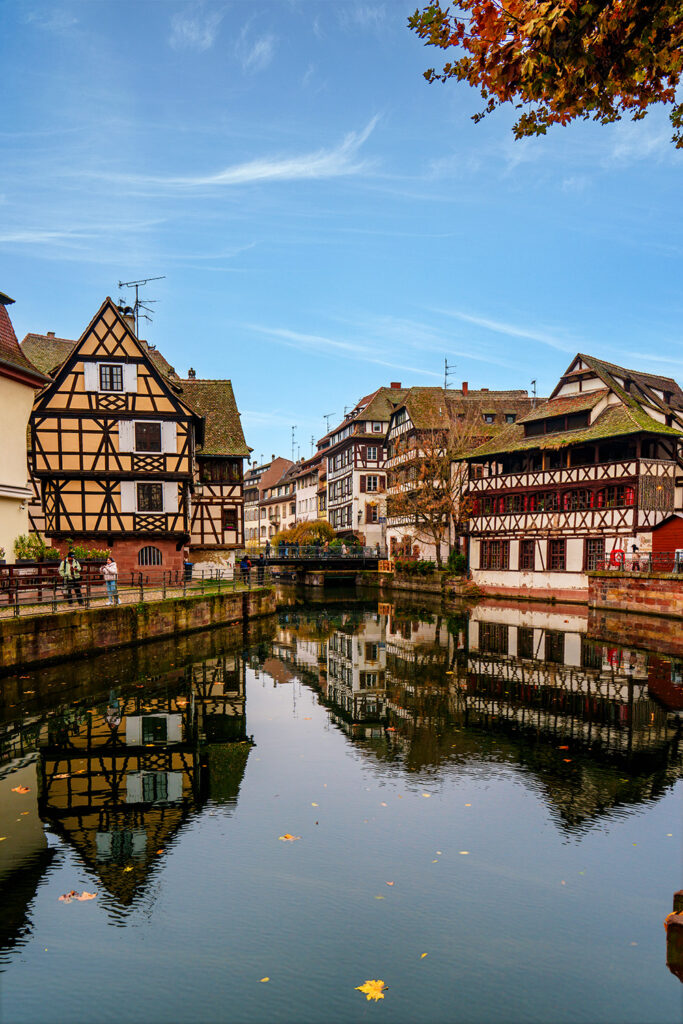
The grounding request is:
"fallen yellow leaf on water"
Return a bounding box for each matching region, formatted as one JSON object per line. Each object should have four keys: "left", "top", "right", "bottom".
{"left": 355, "top": 980, "right": 387, "bottom": 1002}
{"left": 380, "top": 802, "right": 387, "bottom": 807}
{"left": 432, "top": 859, "right": 438, "bottom": 863}
{"left": 465, "top": 803, "right": 471, "bottom": 807}
{"left": 422, "top": 793, "right": 431, "bottom": 798}
{"left": 278, "top": 834, "right": 301, "bottom": 842}
{"left": 21, "top": 812, "right": 29, "bottom": 816}
{"left": 76, "top": 891, "right": 97, "bottom": 901}
{"left": 259, "top": 977, "right": 270, "bottom": 983}
{"left": 375, "top": 895, "right": 385, "bottom": 899}
{"left": 11, "top": 786, "right": 29, "bottom": 794}
{"left": 0, "top": 838, "right": 6, "bottom": 842}
{"left": 459, "top": 851, "right": 469, "bottom": 855}
{"left": 303, "top": 717, "right": 312, "bottom": 720}
{"left": 386, "top": 881, "right": 394, "bottom": 886}
{"left": 420, "top": 953, "right": 428, "bottom": 959}
{"left": 436, "top": 850, "right": 442, "bottom": 855}
{"left": 123, "top": 866, "right": 133, "bottom": 873}
{"left": 54, "top": 773, "right": 70, "bottom": 779}
{"left": 311, "top": 802, "right": 318, "bottom": 807}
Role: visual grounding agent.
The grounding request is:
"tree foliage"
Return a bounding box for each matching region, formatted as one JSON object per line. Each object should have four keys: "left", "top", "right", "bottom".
{"left": 387, "top": 406, "right": 481, "bottom": 567}
{"left": 408, "top": 1, "right": 683, "bottom": 146}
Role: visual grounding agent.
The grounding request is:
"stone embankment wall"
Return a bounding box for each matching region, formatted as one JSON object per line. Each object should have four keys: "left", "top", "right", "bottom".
{"left": 588, "top": 606, "right": 683, "bottom": 657}
{"left": 588, "top": 573, "right": 682, "bottom": 621}
{"left": 0, "top": 588, "right": 276, "bottom": 673}
{"left": 374, "top": 571, "right": 481, "bottom": 600}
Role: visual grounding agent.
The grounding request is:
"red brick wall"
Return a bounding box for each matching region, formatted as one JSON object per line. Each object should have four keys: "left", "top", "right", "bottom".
{"left": 652, "top": 517, "right": 683, "bottom": 571}
{"left": 589, "top": 574, "right": 683, "bottom": 620}
{"left": 50, "top": 537, "right": 186, "bottom": 575}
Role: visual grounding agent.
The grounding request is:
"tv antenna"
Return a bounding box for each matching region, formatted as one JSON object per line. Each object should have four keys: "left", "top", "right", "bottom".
{"left": 530, "top": 379, "right": 537, "bottom": 408}
{"left": 323, "top": 413, "right": 334, "bottom": 432}
{"left": 310, "top": 434, "right": 315, "bottom": 455}
{"left": 117, "top": 275, "right": 165, "bottom": 336}
{"left": 291, "top": 425, "right": 297, "bottom": 462}
{"left": 444, "top": 357, "right": 456, "bottom": 390}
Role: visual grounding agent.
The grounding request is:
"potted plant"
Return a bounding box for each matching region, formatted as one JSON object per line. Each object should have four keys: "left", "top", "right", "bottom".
{"left": 13, "top": 534, "right": 35, "bottom": 564}
{"left": 0, "top": 546, "right": 5, "bottom": 565}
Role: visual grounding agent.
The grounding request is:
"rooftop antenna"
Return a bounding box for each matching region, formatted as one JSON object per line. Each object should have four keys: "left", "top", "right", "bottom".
{"left": 291, "top": 425, "right": 297, "bottom": 462}
{"left": 531, "top": 379, "right": 537, "bottom": 408}
{"left": 444, "top": 357, "right": 456, "bottom": 390}
{"left": 323, "top": 413, "right": 334, "bottom": 432}
{"left": 117, "top": 276, "right": 165, "bottom": 336}
{"left": 310, "top": 434, "right": 315, "bottom": 456}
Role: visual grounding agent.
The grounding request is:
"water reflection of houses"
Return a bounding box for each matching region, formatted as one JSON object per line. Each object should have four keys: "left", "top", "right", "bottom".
{"left": 35, "top": 649, "right": 250, "bottom": 907}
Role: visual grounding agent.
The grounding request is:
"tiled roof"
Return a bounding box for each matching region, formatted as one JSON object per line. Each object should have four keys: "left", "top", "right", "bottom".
{"left": 0, "top": 306, "right": 50, "bottom": 384}
{"left": 178, "top": 379, "right": 250, "bottom": 457}
{"left": 398, "top": 386, "right": 533, "bottom": 430}
{"left": 469, "top": 404, "right": 682, "bottom": 458}
{"left": 575, "top": 354, "right": 683, "bottom": 405}
{"left": 20, "top": 333, "right": 75, "bottom": 375}
{"left": 520, "top": 389, "right": 607, "bottom": 423}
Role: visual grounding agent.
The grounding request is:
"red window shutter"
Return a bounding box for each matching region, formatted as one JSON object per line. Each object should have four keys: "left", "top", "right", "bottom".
{"left": 360, "top": 476, "right": 366, "bottom": 492}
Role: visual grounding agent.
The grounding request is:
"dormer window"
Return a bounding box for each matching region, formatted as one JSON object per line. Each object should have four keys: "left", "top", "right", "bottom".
{"left": 100, "top": 363, "right": 123, "bottom": 391}
{"left": 505, "top": 414, "right": 516, "bottom": 424}
{"left": 483, "top": 413, "right": 495, "bottom": 424}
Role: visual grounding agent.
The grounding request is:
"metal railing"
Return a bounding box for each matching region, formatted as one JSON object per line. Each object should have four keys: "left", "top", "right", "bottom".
{"left": 243, "top": 545, "right": 385, "bottom": 560}
{"left": 0, "top": 563, "right": 273, "bottom": 619}
{"left": 593, "top": 551, "right": 683, "bottom": 574}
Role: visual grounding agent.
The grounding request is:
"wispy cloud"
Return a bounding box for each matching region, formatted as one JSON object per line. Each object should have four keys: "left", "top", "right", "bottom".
{"left": 169, "top": 5, "right": 225, "bottom": 52}
{"left": 82, "top": 118, "right": 379, "bottom": 191}
{"left": 236, "top": 24, "right": 276, "bottom": 74}
{"left": 338, "top": 5, "right": 387, "bottom": 34}
{"left": 25, "top": 8, "right": 78, "bottom": 33}
{"left": 435, "top": 308, "right": 577, "bottom": 354}
{"left": 245, "top": 323, "right": 441, "bottom": 379}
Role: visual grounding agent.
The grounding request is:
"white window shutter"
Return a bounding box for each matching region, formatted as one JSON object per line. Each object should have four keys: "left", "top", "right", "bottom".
{"left": 120, "top": 481, "right": 136, "bottom": 513}
{"left": 83, "top": 362, "right": 98, "bottom": 391}
{"left": 163, "top": 482, "right": 178, "bottom": 513}
{"left": 123, "top": 364, "right": 138, "bottom": 393}
{"left": 161, "top": 421, "right": 177, "bottom": 454}
{"left": 118, "top": 420, "right": 134, "bottom": 452}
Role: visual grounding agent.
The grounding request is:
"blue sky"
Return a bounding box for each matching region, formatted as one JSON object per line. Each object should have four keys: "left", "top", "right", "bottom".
{"left": 2, "top": 1, "right": 682, "bottom": 461}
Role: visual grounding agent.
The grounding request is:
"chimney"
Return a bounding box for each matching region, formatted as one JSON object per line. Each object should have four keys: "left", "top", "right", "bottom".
{"left": 390, "top": 381, "right": 401, "bottom": 389}
{"left": 188, "top": 367, "right": 196, "bottom": 379}
{"left": 118, "top": 305, "right": 136, "bottom": 335}
{"left": 481, "top": 387, "right": 489, "bottom": 392}
{"left": 462, "top": 381, "right": 468, "bottom": 395}
{"left": 47, "top": 331, "right": 55, "bottom": 338}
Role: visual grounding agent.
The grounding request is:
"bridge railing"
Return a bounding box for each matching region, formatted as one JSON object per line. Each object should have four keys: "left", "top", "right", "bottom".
{"left": 593, "top": 551, "right": 683, "bottom": 574}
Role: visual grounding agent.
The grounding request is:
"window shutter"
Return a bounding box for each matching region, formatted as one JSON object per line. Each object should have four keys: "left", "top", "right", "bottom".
{"left": 378, "top": 477, "right": 385, "bottom": 492}
{"left": 161, "top": 421, "right": 177, "bottom": 454}
{"left": 123, "top": 363, "right": 138, "bottom": 393}
{"left": 118, "top": 420, "right": 134, "bottom": 452}
{"left": 360, "top": 476, "right": 366, "bottom": 492}
{"left": 120, "top": 481, "right": 135, "bottom": 512}
{"left": 82, "top": 362, "right": 98, "bottom": 391}
{"left": 163, "top": 482, "right": 179, "bottom": 513}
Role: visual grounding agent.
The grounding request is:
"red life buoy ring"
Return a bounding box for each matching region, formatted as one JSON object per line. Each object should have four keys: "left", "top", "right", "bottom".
{"left": 607, "top": 648, "right": 619, "bottom": 667}
{"left": 609, "top": 549, "right": 625, "bottom": 567}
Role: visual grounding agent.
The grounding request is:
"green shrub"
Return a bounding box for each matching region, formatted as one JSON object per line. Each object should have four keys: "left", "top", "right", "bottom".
{"left": 13, "top": 534, "right": 60, "bottom": 561}
{"left": 447, "top": 550, "right": 467, "bottom": 574}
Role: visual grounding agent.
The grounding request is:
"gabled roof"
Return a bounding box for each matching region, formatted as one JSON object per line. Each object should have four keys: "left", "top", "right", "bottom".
{"left": 568, "top": 354, "right": 683, "bottom": 406}
{"left": 20, "top": 333, "right": 75, "bottom": 376}
{"left": 0, "top": 299, "right": 50, "bottom": 385}
{"left": 393, "top": 386, "right": 532, "bottom": 430}
{"left": 177, "top": 379, "right": 250, "bottom": 457}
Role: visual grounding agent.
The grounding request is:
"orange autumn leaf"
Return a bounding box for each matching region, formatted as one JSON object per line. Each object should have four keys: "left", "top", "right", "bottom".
{"left": 385, "top": 881, "right": 394, "bottom": 886}
{"left": 11, "top": 786, "right": 30, "bottom": 794}
{"left": 278, "top": 834, "right": 301, "bottom": 842}
{"left": 76, "top": 891, "right": 97, "bottom": 901}
{"left": 355, "top": 979, "right": 387, "bottom": 1002}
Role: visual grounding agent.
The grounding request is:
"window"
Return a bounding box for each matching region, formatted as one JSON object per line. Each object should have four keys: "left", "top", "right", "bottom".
{"left": 545, "top": 630, "right": 565, "bottom": 664}
{"left": 138, "top": 545, "right": 162, "bottom": 566}
{"left": 367, "top": 446, "right": 378, "bottom": 461}
{"left": 223, "top": 508, "right": 238, "bottom": 532}
{"left": 366, "top": 476, "right": 379, "bottom": 492}
{"left": 290, "top": 503, "right": 296, "bottom": 516}
{"left": 505, "top": 413, "right": 516, "bottom": 424}
{"left": 366, "top": 505, "right": 378, "bottom": 524}
{"left": 135, "top": 421, "right": 162, "bottom": 452}
{"left": 483, "top": 413, "right": 495, "bottom": 424}
{"left": 373, "top": 422, "right": 383, "bottom": 432}
{"left": 100, "top": 363, "right": 123, "bottom": 392}
{"left": 517, "top": 626, "right": 535, "bottom": 659}
{"left": 548, "top": 538, "right": 566, "bottom": 571}
{"left": 199, "top": 459, "right": 242, "bottom": 483}
{"left": 584, "top": 538, "right": 605, "bottom": 570}
{"left": 581, "top": 638, "right": 603, "bottom": 669}
{"left": 137, "top": 482, "right": 163, "bottom": 512}
{"left": 365, "top": 642, "right": 379, "bottom": 660}
{"left": 479, "top": 622, "right": 508, "bottom": 654}
{"left": 142, "top": 716, "right": 167, "bottom": 744}
{"left": 520, "top": 539, "right": 535, "bottom": 571}
{"left": 480, "top": 540, "right": 510, "bottom": 570}
{"left": 142, "top": 772, "right": 168, "bottom": 803}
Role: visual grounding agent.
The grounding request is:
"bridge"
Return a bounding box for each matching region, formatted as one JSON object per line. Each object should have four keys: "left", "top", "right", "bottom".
{"left": 246, "top": 551, "right": 387, "bottom": 586}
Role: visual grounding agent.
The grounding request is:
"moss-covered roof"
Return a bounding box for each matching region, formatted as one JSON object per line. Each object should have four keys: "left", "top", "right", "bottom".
{"left": 469, "top": 403, "right": 682, "bottom": 459}
{"left": 520, "top": 389, "right": 606, "bottom": 423}
{"left": 396, "top": 386, "right": 533, "bottom": 430}
{"left": 178, "top": 379, "right": 250, "bottom": 457}
{"left": 575, "top": 354, "right": 683, "bottom": 410}
{"left": 20, "top": 333, "right": 75, "bottom": 376}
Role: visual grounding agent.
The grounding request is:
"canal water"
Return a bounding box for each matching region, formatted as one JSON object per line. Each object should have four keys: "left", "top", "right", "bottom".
{"left": 0, "top": 590, "right": 681, "bottom": 1023}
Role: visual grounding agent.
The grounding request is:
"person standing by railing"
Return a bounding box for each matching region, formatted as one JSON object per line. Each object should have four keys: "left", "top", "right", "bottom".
{"left": 59, "top": 549, "right": 84, "bottom": 606}
{"left": 101, "top": 556, "right": 119, "bottom": 605}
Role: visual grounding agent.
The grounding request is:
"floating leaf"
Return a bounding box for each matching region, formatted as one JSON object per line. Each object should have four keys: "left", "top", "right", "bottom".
{"left": 54, "top": 773, "right": 70, "bottom": 779}
{"left": 459, "top": 851, "right": 469, "bottom": 855}
{"left": 465, "top": 803, "right": 471, "bottom": 807}
{"left": 123, "top": 866, "right": 133, "bottom": 873}
{"left": 278, "top": 834, "right": 301, "bottom": 842}
{"left": 420, "top": 953, "right": 428, "bottom": 959}
{"left": 563, "top": 758, "right": 572, "bottom": 763}
{"left": 311, "top": 802, "right": 318, "bottom": 807}
{"left": 259, "top": 977, "right": 270, "bottom": 983}
{"left": 422, "top": 793, "right": 431, "bottom": 798}
{"left": 11, "top": 786, "right": 29, "bottom": 794}
{"left": 386, "top": 881, "right": 394, "bottom": 886}
{"left": 76, "top": 891, "right": 97, "bottom": 901}
{"left": 375, "top": 895, "right": 385, "bottom": 900}
{"left": 559, "top": 745, "right": 569, "bottom": 750}
{"left": 380, "top": 802, "right": 387, "bottom": 807}
{"left": 355, "top": 980, "right": 387, "bottom": 1002}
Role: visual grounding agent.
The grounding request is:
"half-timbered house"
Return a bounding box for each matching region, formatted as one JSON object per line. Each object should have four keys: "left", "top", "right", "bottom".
{"left": 21, "top": 298, "right": 249, "bottom": 573}
{"left": 464, "top": 355, "right": 683, "bottom": 599}
{"left": 384, "top": 384, "right": 535, "bottom": 562}
{"left": 324, "top": 383, "right": 407, "bottom": 548}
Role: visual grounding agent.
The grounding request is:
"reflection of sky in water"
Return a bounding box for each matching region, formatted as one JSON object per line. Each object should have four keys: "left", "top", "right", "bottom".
{"left": 0, "top": 600, "right": 680, "bottom": 1023}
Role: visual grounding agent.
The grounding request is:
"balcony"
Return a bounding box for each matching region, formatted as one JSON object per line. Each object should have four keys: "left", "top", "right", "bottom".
{"left": 468, "top": 458, "right": 676, "bottom": 493}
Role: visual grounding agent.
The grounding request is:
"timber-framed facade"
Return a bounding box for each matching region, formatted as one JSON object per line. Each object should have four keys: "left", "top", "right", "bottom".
{"left": 464, "top": 355, "right": 683, "bottom": 600}
{"left": 22, "top": 298, "right": 249, "bottom": 572}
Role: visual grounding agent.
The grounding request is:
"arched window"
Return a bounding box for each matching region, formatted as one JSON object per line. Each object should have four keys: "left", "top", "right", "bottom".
{"left": 138, "top": 545, "right": 162, "bottom": 566}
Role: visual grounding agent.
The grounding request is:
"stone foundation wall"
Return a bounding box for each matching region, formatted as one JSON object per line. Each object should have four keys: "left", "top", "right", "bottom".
{"left": 0, "top": 587, "right": 276, "bottom": 673}
{"left": 588, "top": 573, "right": 683, "bottom": 621}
